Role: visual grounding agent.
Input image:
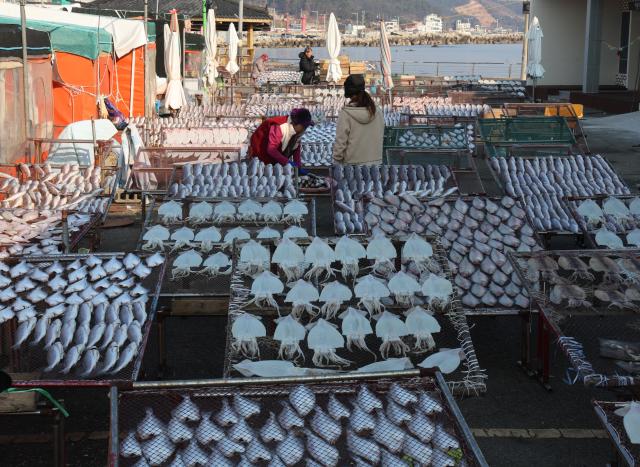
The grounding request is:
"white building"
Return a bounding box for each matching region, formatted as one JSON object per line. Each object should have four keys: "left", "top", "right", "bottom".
{"left": 345, "top": 24, "right": 366, "bottom": 36}
{"left": 529, "top": 0, "right": 639, "bottom": 97}
{"left": 423, "top": 14, "right": 443, "bottom": 33}
{"left": 455, "top": 20, "right": 472, "bottom": 33}
{"left": 384, "top": 20, "right": 400, "bottom": 33}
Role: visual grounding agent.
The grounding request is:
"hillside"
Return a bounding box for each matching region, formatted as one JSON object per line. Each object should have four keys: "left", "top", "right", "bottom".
{"left": 258, "top": 0, "right": 524, "bottom": 29}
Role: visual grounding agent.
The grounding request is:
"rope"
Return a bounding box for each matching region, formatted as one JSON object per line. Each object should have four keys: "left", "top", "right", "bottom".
{"left": 2, "top": 388, "right": 69, "bottom": 417}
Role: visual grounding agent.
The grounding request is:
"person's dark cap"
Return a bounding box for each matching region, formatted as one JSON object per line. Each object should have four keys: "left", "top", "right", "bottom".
{"left": 290, "top": 108, "right": 315, "bottom": 127}
{"left": 344, "top": 74, "right": 366, "bottom": 98}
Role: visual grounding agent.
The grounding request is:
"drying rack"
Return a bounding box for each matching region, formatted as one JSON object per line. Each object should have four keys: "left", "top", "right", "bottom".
{"left": 487, "top": 154, "right": 630, "bottom": 247}
{"left": 501, "top": 103, "right": 589, "bottom": 154}
{"left": 565, "top": 195, "right": 640, "bottom": 250}
{"left": 223, "top": 236, "right": 487, "bottom": 396}
{"left": 509, "top": 248, "right": 640, "bottom": 389}
{"left": 329, "top": 163, "right": 459, "bottom": 235}
{"left": 1, "top": 253, "right": 165, "bottom": 387}
{"left": 137, "top": 196, "right": 317, "bottom": 299}
{"left": 593, "top": 400, "right": 640, "bottom": 467}
{"left": 108, "top": 371, "right": 488, "bottom": 467}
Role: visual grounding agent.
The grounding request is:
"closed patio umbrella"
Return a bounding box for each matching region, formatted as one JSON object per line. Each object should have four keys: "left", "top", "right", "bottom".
{"left": 164, "top": 11, "right": 186, "bottom": 111}
{"left": 380, "top": 20, "right": 394, "bottom": 101}
{"left": 225, "top": 22, "right": 240, "bottom": 76}
{"left": 526, "top": 16, "right": 544, "bottom": 101}
{"left": 326, "top": 12, "right": 342, "bottom": 83}
{"left": 203, "top": 9, "right": 219, "bottom": 91}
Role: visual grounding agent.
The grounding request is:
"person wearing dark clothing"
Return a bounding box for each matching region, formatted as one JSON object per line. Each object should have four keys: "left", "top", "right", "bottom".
{"left": 299, "top": 47, "right": 318, "bottom": 85}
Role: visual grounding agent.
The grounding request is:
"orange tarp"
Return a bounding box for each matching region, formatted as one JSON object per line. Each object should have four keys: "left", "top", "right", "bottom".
{"left": 114, "top": 47, "right": 145, "bottom": 117}
{"left": 52, "top": 48, "right": 146, "bottom": 136}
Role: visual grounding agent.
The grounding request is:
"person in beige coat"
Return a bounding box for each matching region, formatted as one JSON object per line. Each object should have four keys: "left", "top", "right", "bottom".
{"left": 333, "top": 74, "right": 385, "bottom": 165}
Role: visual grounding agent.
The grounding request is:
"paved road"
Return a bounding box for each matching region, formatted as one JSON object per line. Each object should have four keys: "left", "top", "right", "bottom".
{"left": 2, "top": 112, "right": 639, "bottom": 466}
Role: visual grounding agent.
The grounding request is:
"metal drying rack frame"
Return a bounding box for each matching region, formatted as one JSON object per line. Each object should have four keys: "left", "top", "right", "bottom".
{"left": 593, "top": 399, "right": 640, "bottom": 467}
{"left": 564, "top": 194, "right": 640, "bottom": 250}
{"left": 164, "top": 163, "right": 300, "bottom": 201}
{"left": 1, "top": 253, "right": 166, "bottom": 388}
{"left": 329, "top": 163, "right": 460, "bottom": 236}
{"left": 108, "top": 371, "right": 489, "bottom": 467}
{"left": 508, "top": 248, "right": 640, "bottom": 389}
{"left": 358, "top": 194, "right": 541, "bottom": 317}
{"left": 222, "top": 235, "right": 487, "bottom": 397}
{"left": 136, "top": 196, "right": 317, "bottom": 299}
{"left": 486, "top": 154, "right": 630, "bottom": 248}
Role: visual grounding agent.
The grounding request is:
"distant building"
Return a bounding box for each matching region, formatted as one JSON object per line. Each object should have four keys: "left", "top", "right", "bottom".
{"left": 345, "top": 23, "right": 366, "bottom": 36}
{"left": 455, "top": 20, "right": 472, "bottom": 33}
{"left": 384, "top": 20, "right": 400, "bottom": 33}
{"left": 423, "top": 14, "right": 443, "bottom": 33}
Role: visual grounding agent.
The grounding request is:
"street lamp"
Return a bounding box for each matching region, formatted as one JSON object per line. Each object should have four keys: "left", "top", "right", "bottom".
{"left": 311, "top": 10, "right": 319, "bottom": 32}
{"left": 353, "top": 12, "right": 359, "bottom": 25}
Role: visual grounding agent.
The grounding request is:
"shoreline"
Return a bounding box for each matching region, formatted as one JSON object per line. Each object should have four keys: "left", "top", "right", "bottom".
{"left": 255, "top": 33, "right": 523, "bottom": 48}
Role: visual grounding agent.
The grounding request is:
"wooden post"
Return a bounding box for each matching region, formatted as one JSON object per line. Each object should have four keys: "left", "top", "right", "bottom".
{"left": 247, "top": 24, "right": 255, "bottom": 64}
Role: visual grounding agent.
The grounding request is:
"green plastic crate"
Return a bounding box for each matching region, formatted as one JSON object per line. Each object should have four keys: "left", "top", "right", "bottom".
{"left": 478, "top": 117, "right": 576, "bottom": 146}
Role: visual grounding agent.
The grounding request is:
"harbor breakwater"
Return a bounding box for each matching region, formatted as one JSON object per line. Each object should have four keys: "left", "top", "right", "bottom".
{"left": 254, "top": 32, "right": 523, "bottom": 48}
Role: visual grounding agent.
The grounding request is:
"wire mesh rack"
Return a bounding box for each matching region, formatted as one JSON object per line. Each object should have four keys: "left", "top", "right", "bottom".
{"left": 486, "top": 155, "right": 630, "bottom": 243}
{"left": 166, "top": 162, "right": 299, "bottom": 200}
{"left": 136, "top": 197, "right": 317, "bottom": 298}
{"left": 384, "top": 150, "right": 485, "bottom": 196}
{"left": 360, "top": 195, "right": 541, "bottom": 316}
{"left": 477, "top": 117, "right": 577, "bottom": 158}
{"left": 108, "top": 371, "right": 488, "bottom": 467}
{"left": 330, "top": 163, "right": 459, "bottom": 235}
{"left": 0, "top": 253, "right": 166, "bottom": 387}
{"left": 223, "top": 236, "right": 487, "bottom": 396}
{"left": 593, "top": 400, "right": 640, "bottom": 467}
{"left": 384, "top": 125, "right": 472, "bottom": 152}
{"left": 0, "top": 208, "right": 102, "bottom": 256}
{"left": 566, "top": 195, "right": 640, "bottom": 249}
{"left": 509, "top": 248, "right": 640, "bottom": 388}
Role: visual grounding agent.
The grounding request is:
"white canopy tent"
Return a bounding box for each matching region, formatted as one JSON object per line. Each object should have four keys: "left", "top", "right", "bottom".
{"left": 0, "top": 2, "right": 146, "bottom": 57}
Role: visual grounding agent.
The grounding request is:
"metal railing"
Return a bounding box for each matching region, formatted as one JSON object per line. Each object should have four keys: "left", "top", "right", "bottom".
{"left": 266, "top": 57, "right": 522, "bottom": 79}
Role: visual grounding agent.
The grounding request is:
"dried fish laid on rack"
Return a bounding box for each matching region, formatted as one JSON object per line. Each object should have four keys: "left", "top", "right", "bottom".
{"left": 567, "top": 195, "right": 640, "bottom": 249}
{"left": 593, "top": 400, "right": 640, "bottom": 465}
{"left": 364, "top": 195, "right": 541, "bottom": 313}
{"left": 111, "top": 373, "right": 488, "bottom": 467}
{"left": 489, "top": 155, "right": 630, "bottom": 233}
{"left": 510, "top": 249, "right": 640, "bottom": 387}
{"left": 301, "top": 142, "right": 334, "bottom": 168}
{"left": 138, "top": 197, "right": 316, "bottom": 296}
{"left": 388, "top": 125, "right": 474, "bottom": 152}
{"left": 332, "top": 164, "right": 458, "bottom": 234}
{"left": 225, "top": 235, "right": 486, "bottom": 395}
{"left": 302, "top": 122, "right": 337, "bottom": 144}
{"left": 167, "top": 160, "right": 298, "bottom": 199}
{"left": 0, "top": 162, "right": 117, "bottom": 216}
{"left": 255, "top": 70, "right": 302, "bottom": 86}
{"left": 0, "top": 210, "right": 100, "bottom": 258}
{"left": 0, "top": 253, "right": 165, "bottom": 384}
